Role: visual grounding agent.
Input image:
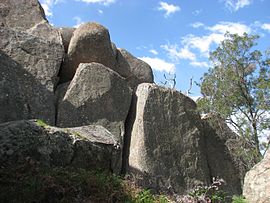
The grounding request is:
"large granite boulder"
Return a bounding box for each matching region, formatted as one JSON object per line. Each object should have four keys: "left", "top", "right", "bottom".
{"left": 57, "top": 63, "right": 132, "bottom": 145}
{"left": 243, "top": 149, "right": 270, "bottom": 203}
{"left": 59, "top": 23, "right": 117, "bottom": 83}
{"left": 0, "top": 27, "right": 63, "bottom": 91}
{"left": 0, "top": 120, "right": 120, "bottom": 172}
{"left": 0, "top": 51, "right": 55, "bottom": 125}
{"left": 0, "top": 0, "right": 46, "bottom": 29}
{"left": 125, "top": 83, "right": 210, "bottom": 194}
{"left": 0, "top": 0, "right": 62, "bottom": 43}
{"left": 116, "top": 49, "right": 154, "bottom": 88}
{"left": 0, "top": 0, "right": 64, "bottom": 87}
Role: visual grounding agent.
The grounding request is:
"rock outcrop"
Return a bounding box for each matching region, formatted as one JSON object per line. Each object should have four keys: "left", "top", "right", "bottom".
{"left": 59, "top": 23, "right": 117, "bottom": 83}
{"left": 125, "top": 83, "right": 246, "bottom": 196}
{"left": 243, "top": 149, "right": 270, "bottom": 203}
{"left": 125, "top": 83, "right": 210, "bottom": 194}
{"left": 0, "top": 120, "right": 120, "bottom": 172}
{"left": 0, "top": 51, "right": 55, "bottom": 125}
{"left": 57, "top": 63, "right": 132, "bottom": 139}
{"left": 116, "top": 49, "right": 154, "bottom": 88}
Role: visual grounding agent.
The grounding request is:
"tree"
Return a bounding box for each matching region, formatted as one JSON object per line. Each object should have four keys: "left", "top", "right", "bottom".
{"left": 197, "top": 32, "right": 270, "bottom": 156}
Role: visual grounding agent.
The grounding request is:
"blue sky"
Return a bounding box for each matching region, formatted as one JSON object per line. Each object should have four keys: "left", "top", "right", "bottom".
{"left": 40, "top": 0, "right": 270, "bottom": 98}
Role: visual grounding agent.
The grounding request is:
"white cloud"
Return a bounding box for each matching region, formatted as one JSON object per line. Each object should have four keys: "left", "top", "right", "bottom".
{"left": 207, "top": 22, "right": 251, "bottom": 35}
{"left": 161, "top": 44, "right": 196, "bottom": 61}
{"left": 158, "top": 1, "right": 180, "bottom": 18}
{"left": 190, "top": 61, "right": 210, "bottom": 68}
{"left": 262, "top": 23, "right": 270, "bottom": 32}
{"left": 76, "top": 0, "right": 116, "bottom": 6}
{"left": 139, "top": 57, "right": 176, "bottom": 73}
{"left": 222, "top": 0, "right": 252, "bottom": 12}
{"left": 73, "top": 16, "right": 84, "bottom": 28}
{"left": 149, "top": 49, "right": 159, "bottom": 55}
{"left": 40, "top": 0, "right": 64, "bottom": 17}
{"left": 190, "top": 22, "right": 204, "bottom": 28}
{"left": 98, "top": 9, "right": 104, "bottom": 14}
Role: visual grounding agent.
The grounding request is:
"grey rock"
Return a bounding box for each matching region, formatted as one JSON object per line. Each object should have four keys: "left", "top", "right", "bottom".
{"left": 59, "top": 22, "right": 117, "bottom": 83}
{"left": 243, "top": 149, "right": 270, "bottom": 203}
{"left": 116, "top": 49, "right": 154, "bottom": 88}
{"left": 202, "top": 116, "right": 259, "bottom": 191}
{"left": 0, "top": 0, "right": 46, "bottom": 30}
{"left": 0, "top": 120, "right": 120, "bottom": 172}
{"left": 58, "top": 27, "right": 75, "bottom": 52}
{"left": 126, "top": 83, "right": 210, "bottom": 194}
{"left": 57, "top": 63, "right": 132, "bottom": 171}
{"left": 0, "top": 51, "right": 55, "bottom": 125}
{"left": 0, "top": 27, "right": 63, "bottom": 92}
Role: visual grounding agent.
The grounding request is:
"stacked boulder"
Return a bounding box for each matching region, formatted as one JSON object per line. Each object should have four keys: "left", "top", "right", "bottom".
{"left": 0, "top": 0, "right": 258, "bottom": 198}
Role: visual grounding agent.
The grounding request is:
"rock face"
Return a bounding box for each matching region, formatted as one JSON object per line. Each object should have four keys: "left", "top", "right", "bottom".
{"left": 58, "top": 27, "right": 75, "bottom": 53}
{"left": 59, "top": 23, "right": 117, "bottom": 83}
{"left": 126, "top": 83, "right": 210, "bottom": 194}
{"left": 0, "top": 0, "right": 64, "bottom": 124}
{"left": 116, "top": 49, "right": 154, "bottom": 88}
{"left": 0, "top": 0, "right": 46, "bottom": 29}
{"left": 0, "top": 120, "right": 120, "bottom": 172}
{"left": 0, "top": 51, "right": 55, "bottom": 125}
{"left": 0, "top": 27, "right": 63, "bottom": 91}
{"left": 243, "top": 149, "right": 270, "bottom": 203}
{"left": 202, "top": 119, "right": 243, "bottom": 195}
{"left": 57, "top": 62, "right": 132, "bottom": 146}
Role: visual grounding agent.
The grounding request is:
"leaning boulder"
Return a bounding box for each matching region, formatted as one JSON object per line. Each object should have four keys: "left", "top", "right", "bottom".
{"left": 0, "top": 51, "right": 55, "bottom": 125}
{"left": 0, "top": 120, "right": 120, "bottom": 172}
{"left": 243, "top": 149, "right": 270, "bottom": 203}
{"left": 116, "top": 49, "right": 154, "bottom": 88}
{"left": 57, "top": 62, "right": 132, "bottom": 145}
{"left": 126, "top": 83, "right": 210, "bottom": 194}
{"left": 59, "top": 23, "right": 117, "bottom": 83}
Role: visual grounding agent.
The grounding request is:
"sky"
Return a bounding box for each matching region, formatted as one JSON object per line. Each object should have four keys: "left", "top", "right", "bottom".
{"left": 40, "top": 0, "right": 270, "bottom": 99}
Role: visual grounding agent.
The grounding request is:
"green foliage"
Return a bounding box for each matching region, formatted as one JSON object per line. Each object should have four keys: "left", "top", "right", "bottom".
{"left": 232, "top": 195, "right": 248, "bottom": 203}
{"left": 0, "top": 161, "right": 169, "bottom": 203}
{"left": 36, "top": 119, "right": 48, "bottom": 128}
{"left": 186, "top": 177, "right": 228, "bottom": 203}
{"left": 197, "top": 32, "right": 270, "bottom": 154}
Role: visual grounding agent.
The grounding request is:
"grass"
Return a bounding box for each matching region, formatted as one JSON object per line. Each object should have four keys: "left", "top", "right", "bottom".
{"left": 0, "top": 161, "right": 169, "bottom": 203}
{"left": 36, "top": 119, "right": 49, "bottom": 128}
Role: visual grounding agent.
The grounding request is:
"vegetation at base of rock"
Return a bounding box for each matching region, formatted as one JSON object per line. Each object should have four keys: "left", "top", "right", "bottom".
{"left": 197, "top": 32, "right": 270, "bottom": 155}
{"left": 232, "top": 195, "right": 248, "bottom": 203}
{"left": 36, "top": 119, "right": 49, "bottom": 128}
{"left": 0, "top": 161, "right": 169, "bottom": 203}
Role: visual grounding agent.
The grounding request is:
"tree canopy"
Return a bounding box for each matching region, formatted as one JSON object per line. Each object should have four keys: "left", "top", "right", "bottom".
{"left": 197, "top": 32, "right": 270, "bottom": 155}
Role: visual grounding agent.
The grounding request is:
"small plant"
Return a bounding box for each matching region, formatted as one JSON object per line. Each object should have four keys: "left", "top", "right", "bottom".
{"left": 232, "top": 195, "right": 248, "bottom": 203}
{"left": 36, "top": 119, "right": 48, "bottom": 128}
{"left": 178, "top": 177, "right": 228, "bottom": 203}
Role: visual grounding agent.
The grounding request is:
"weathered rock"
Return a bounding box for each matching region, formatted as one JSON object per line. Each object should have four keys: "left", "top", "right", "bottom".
{"left": 0, "top": 0, "right": 46, "bottom": 30}
{"left": 0, "top": 51, "right": 55, "bottom": 125}
{"left": 58, "top": 27, "right": 75, "bottom": 52}
{"left": 59, "top": 22, "right": 117, "bottom": 83}
{"left": 202, "top": 116, "right": 259, "bottom": 190}
{"left": 202, "top": 118, "right": 244, "bottom": 195}
{"left": 243, "top": 149, "right": 270, "bottom": 203}
{"left": 0, "top": 0, "right": 62, "bottom": 43}
{"left": 116, "top": 49, "right": 154, "bottom": 88}
{"left": 0, "top": 27, "right": 63, "bottom": 92}
{"left": 0, "top": 120, "right": 120, "bottom": 172}
{"left": 126, "top": 83, "right": 210, "bottom": 194}
{"left": 57, "top": 62, "right": 132, "bottom": 145}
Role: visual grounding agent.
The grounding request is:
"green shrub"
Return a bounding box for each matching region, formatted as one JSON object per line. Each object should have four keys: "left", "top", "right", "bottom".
{"left": 232, "top": 195, "right": 248, "bottom": 203}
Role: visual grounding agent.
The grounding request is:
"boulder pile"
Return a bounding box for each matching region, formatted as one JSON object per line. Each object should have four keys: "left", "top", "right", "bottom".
{"left": 0, "top": 0, "right": 260, "bottom": 197}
